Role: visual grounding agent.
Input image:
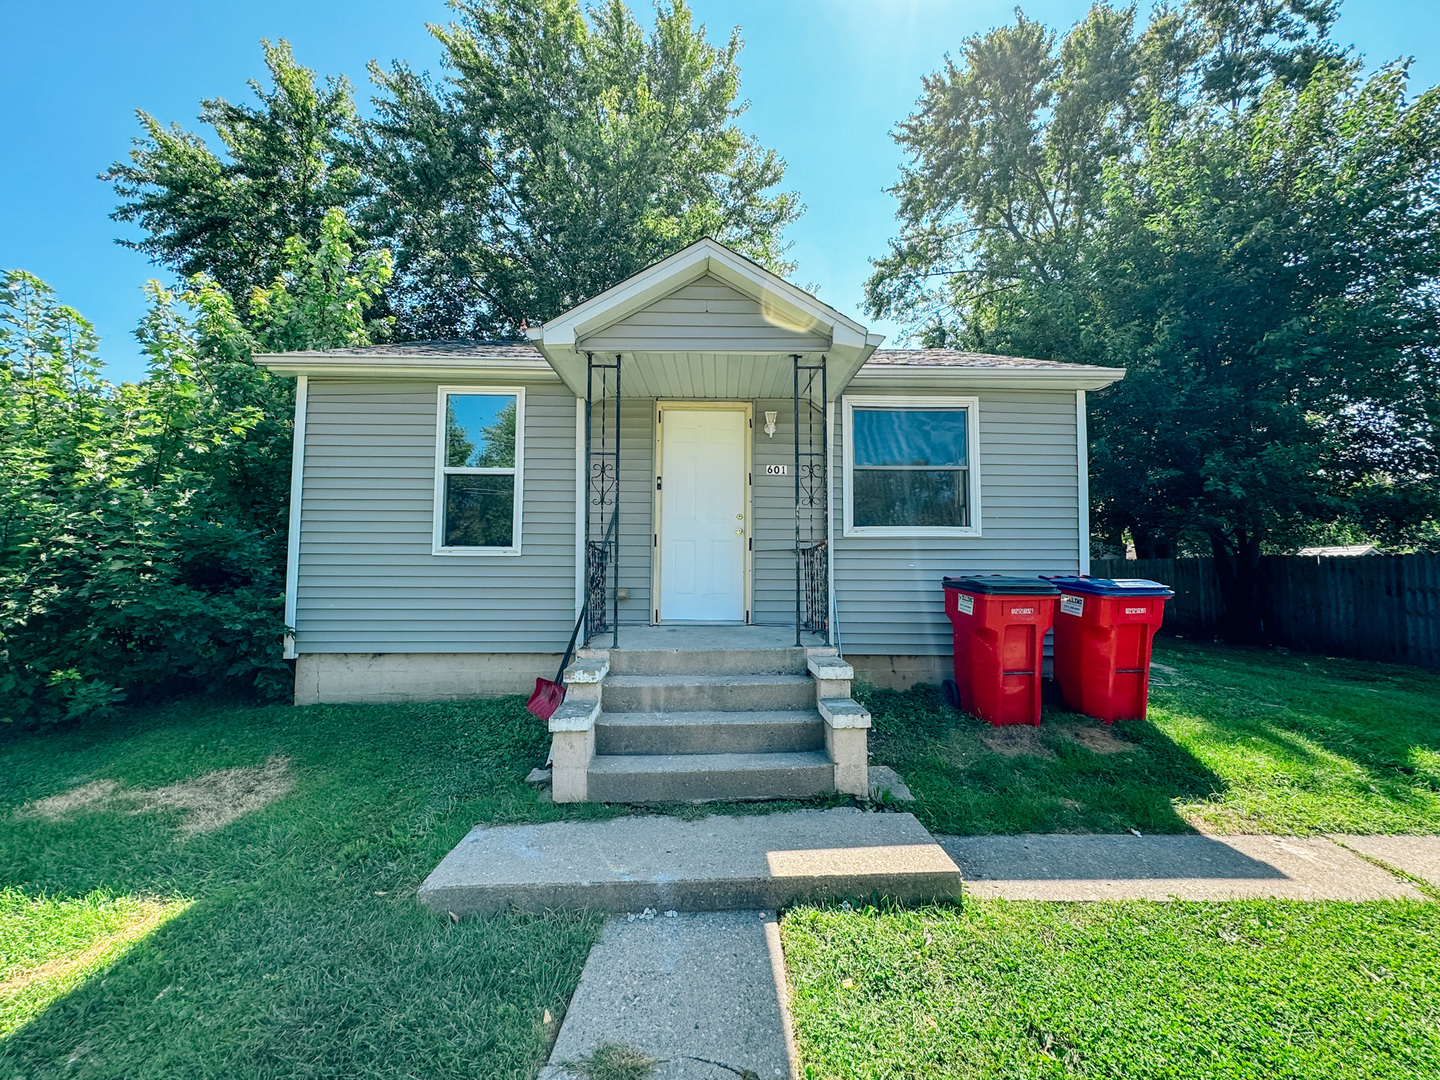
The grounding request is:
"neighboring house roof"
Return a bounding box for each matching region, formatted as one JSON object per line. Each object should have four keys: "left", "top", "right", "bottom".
{"left": 1296, "top": 544, "right": 1378, "bottom": 557}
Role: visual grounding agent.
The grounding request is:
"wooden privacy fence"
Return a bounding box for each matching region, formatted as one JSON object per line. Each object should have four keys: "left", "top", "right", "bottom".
{"left": 1091, "top": 555, "right": 1440, "bottom": 669}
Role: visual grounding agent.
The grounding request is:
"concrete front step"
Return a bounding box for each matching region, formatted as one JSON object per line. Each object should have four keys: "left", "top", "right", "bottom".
{"left": 596, "top": 710, "right": 824, "bottom": 755}
{"left": 607, "top": 645, "right": 809, "bottom": 677}
{"left": 603, "top": 673, "right": 815, "bottom": 713}
{"left": 418, "top": 808, "right": 964, "bottom": 915}
{"left": 587, "top": 750, "right": 835, "bottom": 803}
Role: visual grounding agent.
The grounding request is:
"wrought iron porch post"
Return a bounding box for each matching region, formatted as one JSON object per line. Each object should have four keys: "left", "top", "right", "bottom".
{"left": 611, "top": 354, "right": 621, "bottom": 649}
{"left": 793, "top": 355, "right": 803, "bottom": 646}
{"left": 793, "top": 354, "right": 830, "bottom": 647}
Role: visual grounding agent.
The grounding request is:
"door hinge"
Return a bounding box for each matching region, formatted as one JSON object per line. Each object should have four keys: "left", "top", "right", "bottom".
{"left": 748, "top": 537, "right": 752, "bottom": 551}
{"left": 654, "top": 609, "right": 659, "bottom": 622}
{"left": 653, "top": 533, "right": 657, "bottom": 547}
{"left": 656, "top": 475, "right": 662, "bottom": 490}
{"left": 657, "top": 409, "right": 662, "bottom": 423}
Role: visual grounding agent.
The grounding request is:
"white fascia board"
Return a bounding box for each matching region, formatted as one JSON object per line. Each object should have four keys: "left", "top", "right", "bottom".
{"left": 254, "top": 356, "right": 562, "bottom": 381}
{"left": 851, "top": 366, "right": 1125, "bottom": 392}
{"left": 824, "top": 341, "right": 882, "bottom": 401}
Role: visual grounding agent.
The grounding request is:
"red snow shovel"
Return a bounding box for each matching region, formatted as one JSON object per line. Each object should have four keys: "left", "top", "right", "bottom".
{"left": 526, "top": 600, "right": 587, "bottom": 720}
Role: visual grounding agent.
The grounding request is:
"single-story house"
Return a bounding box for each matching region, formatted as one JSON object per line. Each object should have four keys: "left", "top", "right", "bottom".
{"left": 259, "top": 238, "right": 1123, "bottom": 802}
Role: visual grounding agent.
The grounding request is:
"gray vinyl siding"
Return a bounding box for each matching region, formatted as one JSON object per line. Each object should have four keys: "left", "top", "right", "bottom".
{"left": 833, "top": 388, "right": 1081, "bottom": 656}
{"left": 578, "top": 275, "right": 830, "bottom": 354}
{"left": 751, "top": 398, "right": 819, "bottom": 626}
{"left": 615, "top": 397, "right": 655, "bottom": 625}
{"left": 295, "top": 379, "right": 578, "bottom": 653}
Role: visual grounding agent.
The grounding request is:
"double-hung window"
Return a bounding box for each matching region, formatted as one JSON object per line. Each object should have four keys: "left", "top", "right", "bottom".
{"left": 843, "top": 396, "right": 980, "bottom": 536}
{"left": 434, "top": 387, "right": 524, "bottom": 554}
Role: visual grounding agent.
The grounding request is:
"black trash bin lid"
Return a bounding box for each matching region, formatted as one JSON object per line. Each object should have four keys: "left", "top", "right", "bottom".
{"left": 1043, "top": 575, "right": 1174, "bottom": 598}
{"left": 943, "top": 575, "right": 1061, "bottom": 596}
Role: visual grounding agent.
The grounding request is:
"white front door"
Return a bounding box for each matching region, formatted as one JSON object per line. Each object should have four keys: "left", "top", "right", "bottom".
{"left": 658, "top": 407, "right": 748, "bottom": 621}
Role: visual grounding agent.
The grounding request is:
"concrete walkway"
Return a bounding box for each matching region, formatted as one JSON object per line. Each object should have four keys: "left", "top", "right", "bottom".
{"left": 539, "top": 911, "right": 795, "bottom": 1080}
{"left": 937, "top": 833, "right": 1436, "bottom": 900}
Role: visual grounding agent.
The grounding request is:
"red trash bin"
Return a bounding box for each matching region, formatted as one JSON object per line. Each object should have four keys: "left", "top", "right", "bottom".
{"left": 1046, "top": 576, "right": 1174, "bottom": 723}
{"left": 942, "top": 577, "right": 1060, "bottom": 726}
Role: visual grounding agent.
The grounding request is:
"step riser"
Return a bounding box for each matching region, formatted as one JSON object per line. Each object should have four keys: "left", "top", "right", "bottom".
{"left": 596, "top": 721, "right": 824, "bottom": 756}
{"left": 607, "top": 647, "right": 808, "bottom": 677}
{"left": 603, "top": 681, "right": 815, "bottom": 713}
{"left": 423, "top": 871, "right": 962, "bottom": 916}
{"left": 586, "top": 764, "right": 835, "bottom": 804}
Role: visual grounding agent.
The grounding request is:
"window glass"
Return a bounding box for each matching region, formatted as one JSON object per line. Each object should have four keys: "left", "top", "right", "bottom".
{"left": 852, "top": 469, "right": 968, "bottom": 528}
{"left": 444, "top": 474, "right": 515, "bottom": 547}
{"left": 446, "top": 394, "right": 517, "bottom": 468}
{"left": 850, "top": 405, "right": 972, "bottom": 530}
{"left": 440, "top": 391, "right": 521, "bottom": 550}
{"left": 853, "top": 409, "right": 967, "bottom": 468}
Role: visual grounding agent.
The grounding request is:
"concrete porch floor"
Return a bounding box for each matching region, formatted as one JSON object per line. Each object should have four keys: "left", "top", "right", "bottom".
{"left": 593, "top": 624, "right": 829, "bottom": 651}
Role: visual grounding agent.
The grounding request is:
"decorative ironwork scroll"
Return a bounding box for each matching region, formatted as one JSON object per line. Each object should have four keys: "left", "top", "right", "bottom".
{"left": 585, "top": 353, "right": 621, "bottom": 646}
{"left": 793, "top": 354, "right": 829, "bottom": 644}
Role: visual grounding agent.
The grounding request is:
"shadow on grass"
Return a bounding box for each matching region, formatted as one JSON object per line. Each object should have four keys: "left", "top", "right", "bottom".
{"left": 0, "top": 695, "right": 619, "bottom": 1078}
{"left": 862, "top": 679, "right": 1226, "bottom": 836}
{"left": 865, "top": 638, "right": 1440, "bottom": 837}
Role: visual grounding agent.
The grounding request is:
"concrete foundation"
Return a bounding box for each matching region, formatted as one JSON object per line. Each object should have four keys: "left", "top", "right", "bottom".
{"left": 293, "top": 652, "right": 558, "bottom": 705}
{"left": 848, "top": 654, "right": 951, "bottom": 690}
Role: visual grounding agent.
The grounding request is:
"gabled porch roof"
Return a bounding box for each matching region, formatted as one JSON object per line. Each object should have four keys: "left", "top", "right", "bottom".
{"left": 526, "top": 238, "right": 885, "bottom": 400}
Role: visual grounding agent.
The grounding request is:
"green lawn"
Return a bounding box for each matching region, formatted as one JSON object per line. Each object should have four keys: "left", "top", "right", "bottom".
{"left": 0, "top": 695, "right": 614, "bottom": 1078}
{"left": 783, "top": 899, "right": 1440, "bottom": 1079}
{"left": 3, "top": 640, "right": 1436, "bottom": 1076}
{"left": 864, "top": 639, "right": 1440, "bottom": 836}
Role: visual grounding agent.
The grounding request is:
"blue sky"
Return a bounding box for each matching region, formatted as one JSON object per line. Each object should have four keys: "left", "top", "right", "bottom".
{"left": 4, "top": 0, "right": 1437, "bottom": 382}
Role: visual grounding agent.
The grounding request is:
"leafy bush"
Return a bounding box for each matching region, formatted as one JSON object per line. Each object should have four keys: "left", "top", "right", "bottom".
{"left": 0, "top": 211, "right": 390, "bottom": 723}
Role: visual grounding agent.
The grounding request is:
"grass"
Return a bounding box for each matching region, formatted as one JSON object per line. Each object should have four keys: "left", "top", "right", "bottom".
{"left": 0, "top": 889, "right": 190, "bottom": 1039}
{"left": 782, "top": 899, "right": 1440, "bottom": 1079}
{"left": 864, "top": 639, "right": 1440, "bottom": 836}
{"left": 0, "top": 694, "right": 619, "bottom": 1078}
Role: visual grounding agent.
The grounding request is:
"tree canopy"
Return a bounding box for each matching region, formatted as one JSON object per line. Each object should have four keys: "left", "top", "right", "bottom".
{"left": 106, "top": 0, "right": 800, "bottom": 341}
{"left": 868, "top": 0, "right": 1440, "bottom": 637}
{"left": 105, "top": 39, "right": 363, "bottom": 304}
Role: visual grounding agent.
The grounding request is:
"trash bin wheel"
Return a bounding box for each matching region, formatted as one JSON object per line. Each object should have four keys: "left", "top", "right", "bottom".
{"left": 940, "top": 678, "right": 960, "bottom": 709}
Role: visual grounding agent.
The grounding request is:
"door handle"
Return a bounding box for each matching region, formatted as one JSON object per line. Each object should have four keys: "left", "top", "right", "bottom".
{"left": 735, "top": 528, "right": 744, "bottom": 535}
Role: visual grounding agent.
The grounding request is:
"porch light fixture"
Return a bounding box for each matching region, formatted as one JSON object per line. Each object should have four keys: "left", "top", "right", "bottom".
{"left": 764, "top": 411, "right": 777, "bottom": 438}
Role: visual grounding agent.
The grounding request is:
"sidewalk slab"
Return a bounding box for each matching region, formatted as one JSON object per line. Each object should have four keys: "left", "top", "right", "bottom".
{"left": 1333, "top": 835, "right": 1440, "bottom": 889}
{"left": 538, "top": 911, "right": 794, "bottom": 1080}
{"left": 419, "top": 808, "right": 962, "bottom": 916}
{"left": 937, "top": 833, "right": 1424, "bottom": 901}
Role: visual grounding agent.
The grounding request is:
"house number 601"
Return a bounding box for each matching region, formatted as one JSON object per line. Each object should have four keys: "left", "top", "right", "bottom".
{"left": 765, "top": 464, "right": 788, "bottom": 475}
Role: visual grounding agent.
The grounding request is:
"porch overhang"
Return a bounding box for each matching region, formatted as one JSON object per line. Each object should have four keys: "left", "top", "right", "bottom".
{"left": 527, "top": 238, "right": 882, "bottom": 399}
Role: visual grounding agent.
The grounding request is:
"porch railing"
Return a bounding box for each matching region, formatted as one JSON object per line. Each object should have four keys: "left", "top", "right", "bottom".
{"left": 585, "top": 353, "right": 621, "bottom": 647}
{"left": 794, "top": 354, "right": 829, "bottom": 644}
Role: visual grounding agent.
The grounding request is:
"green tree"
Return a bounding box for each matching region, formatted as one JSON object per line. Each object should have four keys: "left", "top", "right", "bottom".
{"left": 868, "top": 0, "right": 1440, "bottom": 640}
{"left": 0, "top": 214, "right": 393, "bottom": 723}
{"left": 105, "top": 39, "right": 363, "bottom": 303}
{"left": 363, "top": 0, "right": 800, "bottom": 338}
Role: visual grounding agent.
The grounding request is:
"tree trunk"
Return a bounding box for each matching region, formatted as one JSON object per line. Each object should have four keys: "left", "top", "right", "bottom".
{"left": 1210, "top": 529, "right": 1267, "bottom": 644}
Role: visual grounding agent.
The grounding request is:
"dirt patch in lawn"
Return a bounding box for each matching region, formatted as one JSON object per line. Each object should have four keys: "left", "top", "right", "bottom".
{"left": 18, "top": 779, "right": 121, "bottom": 819}
{"left": 978, "top": 725, "right": 1055, "bottom": 759}
{"left": 1059, "top": 725, "right": 1136, "bottom": 755}
{"left": 16, "top": 757, "right": 294, "bottom": 835}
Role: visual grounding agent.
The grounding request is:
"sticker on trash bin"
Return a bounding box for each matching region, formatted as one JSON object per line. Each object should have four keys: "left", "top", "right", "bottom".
{"left": 1060, "top": 595, "right": 1085, "bottom": 617}
{"left": 957, "top": 594, "right": 974, "bottom": 615}
{"left": 1125, "top": 606, "right": 1148, "bottom": 614}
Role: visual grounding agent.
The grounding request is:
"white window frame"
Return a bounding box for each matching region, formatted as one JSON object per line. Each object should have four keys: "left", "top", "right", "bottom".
{"left": 842, "top": 394, "right": 982, "bottom": 538}
{"left": 433, "top": 385, "right": 526, "bottom": 556}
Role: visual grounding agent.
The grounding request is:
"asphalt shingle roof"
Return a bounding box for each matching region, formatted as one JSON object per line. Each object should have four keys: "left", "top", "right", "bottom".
{"left": 266, "top": 341, "right": 1104, "bottom": 371}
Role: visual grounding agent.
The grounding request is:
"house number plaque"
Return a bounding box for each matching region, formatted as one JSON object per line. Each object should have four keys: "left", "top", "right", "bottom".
{"left": 764, "top": 464, "right": 788, "bottom": 475}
